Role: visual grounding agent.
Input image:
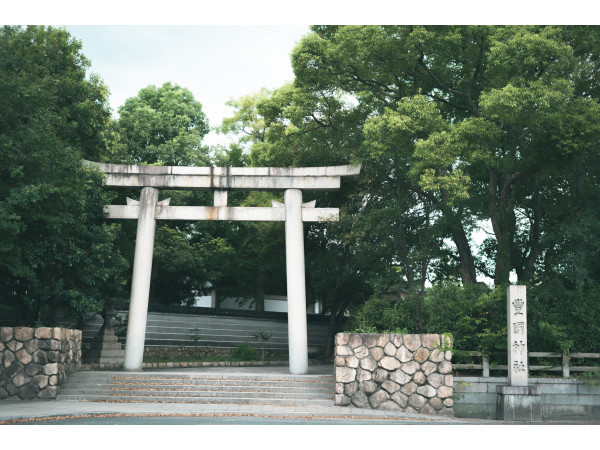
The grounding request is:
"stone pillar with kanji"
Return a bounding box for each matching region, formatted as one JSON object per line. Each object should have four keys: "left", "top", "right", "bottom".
{"left": 507, "top": 285, "right": 528, "bottom": 386}
{"left": 496, "top": 285, "right": 541, "bottom": 421}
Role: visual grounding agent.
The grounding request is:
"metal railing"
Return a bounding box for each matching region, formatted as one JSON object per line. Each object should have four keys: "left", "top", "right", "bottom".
{"left": 453, "top": 351, "right": 600, "bottom": 377}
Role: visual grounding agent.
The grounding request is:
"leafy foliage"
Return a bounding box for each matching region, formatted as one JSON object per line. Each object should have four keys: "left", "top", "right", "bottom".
{"left": 233, "top": 342, "right": 259, "bottom": 361}
{"left": 150, "top": 226, "right": 233, "bottom": 305}
{"left": 347, "top": 283, "right": 600, "bottom": 355}
{"left": 0, "top": 26, "right": 128, "bottom": 325}
{"left": 3, "top": 24, "right": 600, "bottom": 361}
{"left": 528, "top": 280, "right": 600, "bottom": 352}
{"left": 102, "top": 83, "right": 229, "bottom": 307}
{"left": 289, "top": 25, "right": 600, "bottom": 288}
{"left": 253, "top": 330, "right": 272, "bottom": 362}
{"left": 115, "top": 82, "right": 210, "bottom": 166}
{"left": 212, "top": 26, "right": 600, "bottom": 355}
{"left": 424, "top": 284, "right": 506, "bottom": 355}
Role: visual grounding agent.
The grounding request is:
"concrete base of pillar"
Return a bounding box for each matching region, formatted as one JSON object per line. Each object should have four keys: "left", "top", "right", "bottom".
{"left": 496, "top": 385, "right": 542, "bottom": 422}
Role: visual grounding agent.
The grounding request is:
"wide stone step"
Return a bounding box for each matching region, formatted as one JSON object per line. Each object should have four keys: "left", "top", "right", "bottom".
{"left": 57, "top": 371, "right": 335, "bottom": 406}
{"left": 63, "top": 384, "right": 333, "bottom": 394}
{"left": 82, "top": 349, "right": 126, "bottom": 357}
{"left": 82, "top": 312, "right": 330, "bottom": 355}
{"left": 111, "top": 374, "right": 334, "bottom": 382}
{"left": 109, "top": 376, "right": 333, "bottom": 385}
{"left": 69, "top": 371, "right": 333, "bottom": 379}
{"left": 107, "top": 389, "right": 331, "bottom": 399}
{"left": 56, "top": 394, "right": 334, "bottom": 405}
{"left": 110, "top": 382, "right": 331, "bottom": 391}
{"left": 67, "top": 373, "right": 332, "bottom": 380}
{"left": 60, "top": 390, "right": 333, "bottom": 400}
{"left": 62, "top": 384, "right": 333, "bottom": 395}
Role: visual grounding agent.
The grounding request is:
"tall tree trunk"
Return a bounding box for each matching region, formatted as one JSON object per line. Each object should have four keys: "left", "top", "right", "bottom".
{"left": 522, "top": 174, "right": 542, "bottom": 282}
{"left": 489, "top": 168, "right": 511, "bottom": 284}
{"left": 489, "top": 167, "right": 532, "bottom": 285}
{"left": 417, "top": 209, "right": 431, "bottom": 331}
{"left": 438, "top": 189, "right": 477, "bottom": 285}
{"left": 449, "top": 222, "right": 478, "bottom": 284}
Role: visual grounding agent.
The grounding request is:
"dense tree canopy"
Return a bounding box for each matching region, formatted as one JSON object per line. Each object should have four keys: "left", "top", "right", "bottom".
{"left": 287, "top": 25, "right": 600, "bottom": 287}
{"left": 115, "top": 82, "right": 211, "bottom": 166}
{"left": 0, "top": 26, "right": 128, "bottom": 325}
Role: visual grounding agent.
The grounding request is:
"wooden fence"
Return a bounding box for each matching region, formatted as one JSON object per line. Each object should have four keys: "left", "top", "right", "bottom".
{"left": 453, "top": 351, "right": 600, "bottom": 377}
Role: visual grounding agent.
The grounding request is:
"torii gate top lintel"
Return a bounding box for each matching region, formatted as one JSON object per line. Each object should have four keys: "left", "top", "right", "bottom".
{"left": 84, "top": 160, "right": 362, "bottom": 191}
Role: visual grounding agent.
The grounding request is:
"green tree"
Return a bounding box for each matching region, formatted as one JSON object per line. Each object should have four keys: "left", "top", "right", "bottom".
{"left": 150, "top": 226, "right": 233, "bottom": 305}
{"left": 216, "top": 26, "right": 600, "bottom": 353}
{"left": 291, "top": 25, "right": 600, "bottom": 287}
{"left": 0, "top": 26, "right": 129, "bottom": 325}
{"left": 116, "top": 82, "right": 210, "bottom": 166}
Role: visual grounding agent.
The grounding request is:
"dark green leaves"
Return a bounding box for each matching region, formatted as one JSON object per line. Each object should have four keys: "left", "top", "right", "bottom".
{"left": 116, "top": 82, "right": 210, "bottom": 166}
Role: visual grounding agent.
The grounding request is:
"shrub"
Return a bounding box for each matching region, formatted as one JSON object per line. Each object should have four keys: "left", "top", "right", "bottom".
{"left": 233, "top": 342, "right": 258, "bottom": 361}
{"left": 347, "top": 284, "right": 506, "bottom": 357}
{"left": 424, "top": 283, "right": 506, "bottom": 355}
{"left": 528, "top": 280, "right": 600, "bottom": 353}
{"left": 346, "top": 281, "right": 600, "bottom": 360}
{"left": 347, "top": 297, "right": 415, "bottom": 333}
{"left": 252, "top": 330, "right": 272, "bottom": 361}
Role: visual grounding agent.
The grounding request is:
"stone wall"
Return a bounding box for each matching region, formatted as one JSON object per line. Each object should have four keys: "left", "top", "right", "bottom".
{"left": 0, "top": 327, "right": 82, "bottom": 400}
{"left": 334, "top": 333, "right": 454, "bottom": 416}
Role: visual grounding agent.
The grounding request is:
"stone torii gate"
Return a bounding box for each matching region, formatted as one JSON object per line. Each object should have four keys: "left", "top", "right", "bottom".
{"left": 86, "top": 161, "right": 361, "bottom": 374}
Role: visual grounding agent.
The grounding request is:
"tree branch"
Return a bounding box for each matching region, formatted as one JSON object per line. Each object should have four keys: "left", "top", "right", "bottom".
{"left": 416, "top": 44, "right": 480, "bottom": 116}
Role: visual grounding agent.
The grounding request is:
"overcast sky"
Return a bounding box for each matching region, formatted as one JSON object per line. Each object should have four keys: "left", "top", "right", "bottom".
{"left": 65, "top": 25, "right": 310, "bottom": 147}
{"left": 6, "top": 2, "right": 586, "bottom": 148}
{"left": 8, "top": 1, "right": 585, "bottom": 145}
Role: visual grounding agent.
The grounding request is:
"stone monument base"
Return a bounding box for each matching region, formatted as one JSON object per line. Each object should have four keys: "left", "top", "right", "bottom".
{"left": 83, "top": 334, "right": 125, "bottom": 364}
{"left": 82, "top": 306, "right": 125, "bottom": 365}
{"left": 496, "top": 385, "right": 542, "bottom": 422}
{"left": 83, "top": 331, "right": 125, "bottom": 364}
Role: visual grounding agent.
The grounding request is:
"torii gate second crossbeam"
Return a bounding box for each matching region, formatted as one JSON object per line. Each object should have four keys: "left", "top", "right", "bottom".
{"left": 86, "top": 161, "right": 361, "bottom": 374}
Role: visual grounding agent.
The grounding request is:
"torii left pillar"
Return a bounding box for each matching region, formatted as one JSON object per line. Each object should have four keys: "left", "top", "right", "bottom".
{"left": 285, "top": 189, "right": 309, "bottom": 374}
{"left": 124, "top": 187, "right": 158, "bottom": 370}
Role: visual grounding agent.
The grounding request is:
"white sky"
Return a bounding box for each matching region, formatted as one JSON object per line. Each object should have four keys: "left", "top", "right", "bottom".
{"left": 65, "top": 25, "right": 310, "bottom": 147}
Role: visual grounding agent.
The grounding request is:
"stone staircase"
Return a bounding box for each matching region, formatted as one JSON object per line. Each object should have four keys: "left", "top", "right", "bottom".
{"left": 83, "top": 311, "right": 330, "bottom": 355}
{"left": 57, "top": 371, "right": 335, "bottom": 406}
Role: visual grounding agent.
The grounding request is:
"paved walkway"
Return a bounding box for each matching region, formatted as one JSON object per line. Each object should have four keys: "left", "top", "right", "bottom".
{"left": 0, "top": 365, "right": 494, "bottom": 425}
{"left": 0, "top": 400, "right": 496, "bottom": 424}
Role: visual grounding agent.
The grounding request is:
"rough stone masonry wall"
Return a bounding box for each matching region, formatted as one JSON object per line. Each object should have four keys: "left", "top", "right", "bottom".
{"left": 335, "top": 333, "right": 454, "bottom": 416}
{"left": 0, "top": 327, "right": 82, "bottom": 400}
